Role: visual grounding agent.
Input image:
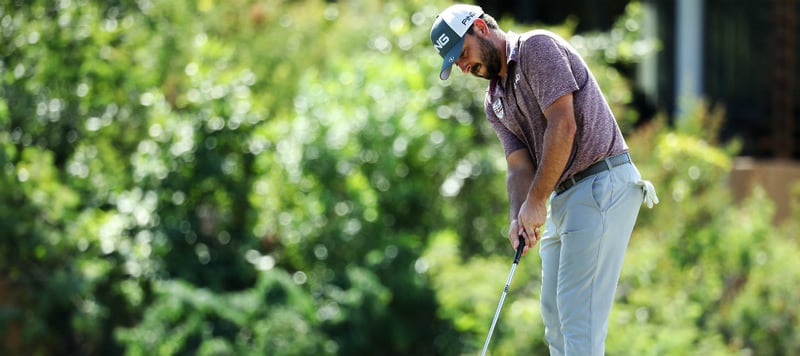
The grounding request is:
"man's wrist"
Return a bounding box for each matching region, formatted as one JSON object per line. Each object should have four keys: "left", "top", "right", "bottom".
{"left": 527, "top": 186, "right": 549, "bottom": 204}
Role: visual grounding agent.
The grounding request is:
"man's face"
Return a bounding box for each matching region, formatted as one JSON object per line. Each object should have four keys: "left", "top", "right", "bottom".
{"left": 455, "top": 30, "right": 502, "bottom": 80}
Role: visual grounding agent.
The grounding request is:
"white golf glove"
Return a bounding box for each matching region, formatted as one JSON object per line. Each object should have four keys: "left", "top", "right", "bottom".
{"left": 636, "top": 179, "right": 659, "bottom": 208}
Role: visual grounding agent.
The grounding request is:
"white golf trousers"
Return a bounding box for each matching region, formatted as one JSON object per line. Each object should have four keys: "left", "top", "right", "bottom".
{"left": 539, "top": 162, "right": 648, "bottom": 356}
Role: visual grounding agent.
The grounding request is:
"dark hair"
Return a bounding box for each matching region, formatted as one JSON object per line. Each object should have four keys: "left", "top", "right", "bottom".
{"left": 466, "top": 13, "right": 499, "bottom": 34}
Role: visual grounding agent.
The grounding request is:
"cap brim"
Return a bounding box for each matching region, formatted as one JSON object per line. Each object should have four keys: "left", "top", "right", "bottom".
{"left": 439, "top": 37, "right": 465, "bottom": 80}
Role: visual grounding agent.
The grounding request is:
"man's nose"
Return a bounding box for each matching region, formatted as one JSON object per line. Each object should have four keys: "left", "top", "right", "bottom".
{"left": 455, "top": 58, "right": 468, "bottom": 73}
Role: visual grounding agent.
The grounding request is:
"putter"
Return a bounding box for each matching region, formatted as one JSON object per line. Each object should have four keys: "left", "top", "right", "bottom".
{"left": 481, "top": 236, "right": 526, "bottom": 356}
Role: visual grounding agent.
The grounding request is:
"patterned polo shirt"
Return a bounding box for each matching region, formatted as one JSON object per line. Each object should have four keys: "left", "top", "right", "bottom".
{"left": 484, "top": 30, "right": 628, "bottom": 187}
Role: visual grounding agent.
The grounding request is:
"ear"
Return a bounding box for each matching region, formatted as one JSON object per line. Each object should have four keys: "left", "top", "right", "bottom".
{"left": 472, "top": 18, "right": 490, "bottom": 36}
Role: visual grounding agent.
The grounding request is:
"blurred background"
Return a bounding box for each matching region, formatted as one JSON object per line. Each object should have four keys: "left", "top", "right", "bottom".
{"left": 1, "top": 0, "right": 798, "bottom": 355}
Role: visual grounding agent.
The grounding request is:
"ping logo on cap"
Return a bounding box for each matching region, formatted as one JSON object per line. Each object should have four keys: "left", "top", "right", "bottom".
{"left": 461, "top": 11, "right": 477, "bottom": 25}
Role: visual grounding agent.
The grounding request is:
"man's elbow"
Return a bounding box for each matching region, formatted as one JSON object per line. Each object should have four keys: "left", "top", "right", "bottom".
{"left": 506, "top": 153, "right": 535, "bottom": 181}
{"left": 562, "top": 117, "right": 577, "bottom": 138}
{"left": 550, "top": 114, "right": 577, "bottom": 140}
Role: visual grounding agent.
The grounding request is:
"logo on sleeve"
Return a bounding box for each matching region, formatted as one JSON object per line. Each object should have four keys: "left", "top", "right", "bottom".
{"left": 492, "top": 98, "right": 504, "bottom": 119}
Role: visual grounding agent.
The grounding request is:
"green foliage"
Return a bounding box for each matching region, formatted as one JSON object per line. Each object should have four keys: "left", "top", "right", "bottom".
{"left": 2, "top": 0, "right": 799, "bottom": 355}
{"left": 422, "top": 230, "right": 548, "bottom": 355}
{"left": 116, "top": 271, "right": 332, "bottom": 355}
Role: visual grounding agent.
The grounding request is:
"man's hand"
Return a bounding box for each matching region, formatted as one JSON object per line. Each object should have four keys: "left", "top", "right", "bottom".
{"left": 516, "top": 197, "right": 546, "bottom": 256}
{"left": 507, "top": 219, "right": 529, "bottom": 255}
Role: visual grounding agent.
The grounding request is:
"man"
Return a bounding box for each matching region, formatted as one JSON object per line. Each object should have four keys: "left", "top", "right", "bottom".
{"left": 430, "top": 4, "right": 658, "bottom": 355}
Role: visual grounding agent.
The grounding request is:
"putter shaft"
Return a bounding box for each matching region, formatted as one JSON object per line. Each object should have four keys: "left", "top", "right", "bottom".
{"left": 480, "top": 237, "right": 525, "bottom": 356}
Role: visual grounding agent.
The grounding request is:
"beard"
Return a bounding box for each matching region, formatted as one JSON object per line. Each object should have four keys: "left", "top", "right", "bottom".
{"left": 473, "top": 34, "right": 502, "bottom": 80}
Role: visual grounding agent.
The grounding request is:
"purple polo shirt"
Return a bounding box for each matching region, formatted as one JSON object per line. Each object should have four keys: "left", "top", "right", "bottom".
{"left": 484, "top": 30, "right": 628, "bottom": 187}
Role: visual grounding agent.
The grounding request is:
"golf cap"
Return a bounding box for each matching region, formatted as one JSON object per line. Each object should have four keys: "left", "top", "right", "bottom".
{"left": 430, "top": 4, "right": 483, "bottom": 80}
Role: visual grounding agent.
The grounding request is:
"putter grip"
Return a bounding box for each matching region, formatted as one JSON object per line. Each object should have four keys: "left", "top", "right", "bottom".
{"left": 513, "top": 236, "right": 524, "bottom": 263}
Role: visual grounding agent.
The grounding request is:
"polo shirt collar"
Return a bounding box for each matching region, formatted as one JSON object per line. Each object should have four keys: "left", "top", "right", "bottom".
{"left": 490, "top": 31, "right": 521, "bottom": 94}
{"left": 505, "top": 31, "right": 521, "bottom": 65}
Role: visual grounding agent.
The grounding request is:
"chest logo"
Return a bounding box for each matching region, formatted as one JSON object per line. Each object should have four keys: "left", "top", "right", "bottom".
{"left": 492, "top": 98, "right": 504, "bottom": 119}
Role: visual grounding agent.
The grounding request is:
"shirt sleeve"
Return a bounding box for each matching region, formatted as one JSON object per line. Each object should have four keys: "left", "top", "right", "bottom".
{"left": 520, "top": 34, "right": 580, "bottom": 112}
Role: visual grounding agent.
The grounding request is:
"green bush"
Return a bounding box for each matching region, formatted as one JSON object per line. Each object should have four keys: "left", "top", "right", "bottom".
{"left": 116, "top": 271, "right": 332, "bottom": 355}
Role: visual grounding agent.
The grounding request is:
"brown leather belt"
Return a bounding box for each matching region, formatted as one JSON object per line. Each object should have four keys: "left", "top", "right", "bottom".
{"left": 555, "top": 152, "right": 631, "bottom": 194}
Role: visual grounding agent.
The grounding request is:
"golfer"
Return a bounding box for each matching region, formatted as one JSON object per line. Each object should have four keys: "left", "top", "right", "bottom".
{"left": 430, "top": 4, "right": 658, "bottom": 355}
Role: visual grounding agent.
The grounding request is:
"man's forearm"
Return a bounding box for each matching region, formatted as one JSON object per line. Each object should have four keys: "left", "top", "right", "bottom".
{"left": 528, "top": 95, "right": 577, "bottom": 202}
{"left": 507, "top": 165, "right": 535, "bottom": 221}
{"left": 529, "top": 118, "right": 575, "bottom": 202}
